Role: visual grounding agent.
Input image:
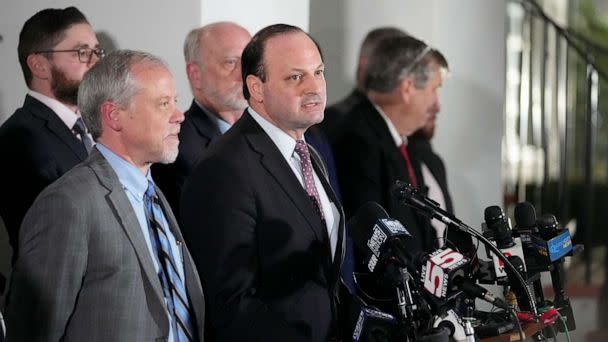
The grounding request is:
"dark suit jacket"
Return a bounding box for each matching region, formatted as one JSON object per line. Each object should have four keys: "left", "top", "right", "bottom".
{"left": 321, "top": 89, "right": 366, "bottom": 137}
{"left": 152, "top": 100, "right": 221, "bottom": 215}
{"left": 0, "top": 95, "right": 88, "bottom": 261}
{"left": 331, "top": 96, "right": 434, "bottom": 256}
{"left": 408, "top": 136, "right": 474, "bottom": 255}
{"left": 5, "top": 149, "right": 205, "bottom": 341}
{"left": 180, "top": 110, "right": 346, "bottom": 342}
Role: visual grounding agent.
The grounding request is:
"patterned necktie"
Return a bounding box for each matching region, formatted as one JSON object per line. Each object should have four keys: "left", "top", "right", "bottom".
{"left": 144, "top": 181, "right": 196, "bottom": 342}
{"left": 399, "top": 143, "right": 418, "bottom": 189}
{"left": 294, "top": 140, "right": 325, "bottom": 220}
{"left": 72, "top": 117, "right": 93, "bottom": 154}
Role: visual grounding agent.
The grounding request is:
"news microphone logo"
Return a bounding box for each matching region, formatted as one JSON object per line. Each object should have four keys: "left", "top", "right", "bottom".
{"left": 491, "top": 240, "right": 526, "bottom": 278}
{"left": 353, "top": 307, "right": 397, "bottom": 342}
{"left": 421, "top": 248, "right": 468, "bottom": 298}
{"left": 533, "top": 229, "right": 573, "bottom": 263}
{"left": 364, "top": 218, "right": 410, "bottom": 273}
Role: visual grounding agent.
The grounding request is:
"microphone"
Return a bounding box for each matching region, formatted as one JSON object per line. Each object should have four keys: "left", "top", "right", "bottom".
{"left": 391, "top": 181, "right": 465, "bottom": 229}
{"left": 535, "top": 214, "right": 577, "bottom": 332}
{"left": 352, "top": 306, "right": 399, "bottom": 342}
{"left": 483, "top": 205, "right": 532, "bottom": 311}
{"left": 483, "top": 206, "right": 527, "bottom": 279}
{"left": 348, "top": 202, "right": 413, "bottom": 274}
{"left": 452, "top": 276, "right": 509, "bottom": 310}
{"left": 419, "top": 248, "right": 468, "bottom": 299}
{"left": 513, "top": 202, "right": 545, "bottom": 307}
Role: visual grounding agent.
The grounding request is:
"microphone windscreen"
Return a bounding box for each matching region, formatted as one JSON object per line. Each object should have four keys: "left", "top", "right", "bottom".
{"left": 347, "top": 202, "right": 389, "bottom": 251}
{"left": 514, "top": 202, "right": 536, "bottom": 230}
{"left": 483, "top": 205, "right": 503, "bottom": 222}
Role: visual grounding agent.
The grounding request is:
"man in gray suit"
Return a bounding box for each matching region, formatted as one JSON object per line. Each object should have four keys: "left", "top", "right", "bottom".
{"left": 5, "top": 50, "right": 205, "bottom": 342}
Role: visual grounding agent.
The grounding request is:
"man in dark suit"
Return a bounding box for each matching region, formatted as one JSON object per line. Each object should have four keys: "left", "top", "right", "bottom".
{"left": 322, "top": 27, "right": 406, "bottom": 136}
{"left": 152, "top": 22, "right": 251, "bottom": 215}
{"left": 180, "top": 24, "right": 345, "bottom": 342}
{"left": 0, "top": 7, "right": 101, "bottom": 261}
{"left": 5, "top": 50, "right": 205, "bottom": 341}
{"left": 333, "top": 35, "right": 445, "bottom": 256}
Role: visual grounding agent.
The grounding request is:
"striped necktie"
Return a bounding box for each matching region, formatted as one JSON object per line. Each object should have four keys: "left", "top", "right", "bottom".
{"left": 144, "top": 181, "right": 196, "bottom": 342}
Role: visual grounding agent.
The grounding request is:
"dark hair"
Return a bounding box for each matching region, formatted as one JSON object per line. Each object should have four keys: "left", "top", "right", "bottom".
{"left": 18, "top": 7, "right": 89, "bottom": 87}
{"left": 359, "top": 27, "right": 407, "bottom": 59}
{"left": 241, "top": 23, "right": 323, "bottom": 100}
{"left": 365, "top": 35, "right": 444, "bottom": 92}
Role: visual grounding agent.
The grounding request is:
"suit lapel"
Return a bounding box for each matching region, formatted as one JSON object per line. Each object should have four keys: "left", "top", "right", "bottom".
{"left": 310, "top": 152, "right": 345, "bottom": 285}
{"left": 87, "top": 150, "right": 166, "bottom": 310}
{"left": 26, "top": 95, "right": 88, "bottom": 160}
{"left": 187, "top": 101, "right": 221, "bottom": 143}
{"left": 241, "top": 112, "right": 327, "bottom": 243}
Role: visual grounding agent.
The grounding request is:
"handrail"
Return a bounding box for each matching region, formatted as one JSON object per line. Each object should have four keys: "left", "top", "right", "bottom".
{"left": 512, "top": 0, "right": 608, "bottom": 81}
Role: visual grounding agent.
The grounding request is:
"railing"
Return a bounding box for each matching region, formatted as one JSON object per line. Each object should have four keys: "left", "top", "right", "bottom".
{"left": 504, "top": 0, "right": 608, "bottom": 283}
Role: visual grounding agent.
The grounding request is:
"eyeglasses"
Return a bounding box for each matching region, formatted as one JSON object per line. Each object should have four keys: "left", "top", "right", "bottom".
{"left": 34, "top": 47, "right": 105, "bottom": 63}
{"left": 399, "top": 45, "right": 432, "bottom": 79}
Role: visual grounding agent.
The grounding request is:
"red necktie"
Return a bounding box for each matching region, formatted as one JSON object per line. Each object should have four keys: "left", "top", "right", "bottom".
{"left": 399, "top": 143, "right": 418, "bottom": 189}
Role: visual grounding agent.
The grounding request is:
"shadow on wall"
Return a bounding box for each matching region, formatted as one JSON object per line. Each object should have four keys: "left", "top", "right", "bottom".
{"left": 437, "top": 75, "right": 503, "bottom": 222}
{"left": 309, "top": 0, "right": 351, "bottom": 105}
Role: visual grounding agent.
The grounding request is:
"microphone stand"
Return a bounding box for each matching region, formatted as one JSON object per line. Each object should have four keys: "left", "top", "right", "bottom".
{"left": 393, "top": 181, "right": 539, "bottom": 318}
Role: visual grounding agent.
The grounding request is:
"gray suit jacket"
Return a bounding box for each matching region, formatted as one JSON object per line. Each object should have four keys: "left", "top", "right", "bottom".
{"left": 5, "top": 149, "right": 205, "bottom": 342}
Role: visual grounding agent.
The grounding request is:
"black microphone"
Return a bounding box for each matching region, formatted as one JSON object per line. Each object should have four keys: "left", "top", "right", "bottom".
{"left": 482, "top": 206, "right": 527, "bottom": 279}
{"left": 352, "top": 305, "right": 399, "bottom": 342}
{"left": 483, "top": 206, "right": 514, "bottom": 249}
{"left": 536, "top": 214, "right": 576, "bottom": 332}
{"left": 391, "top": 181, "right": 465, "bottom": 229}
{"left": 513, "top": 202, "right": 545, "bottom": 307}
{"left": 348, "top": 202, "right": 413, "bottom": 273}
{"left": 452, "top": 276, "right": 509, "bottom": 310}
{"left": 483, "top": 205, "right": 532, "bottom": 311}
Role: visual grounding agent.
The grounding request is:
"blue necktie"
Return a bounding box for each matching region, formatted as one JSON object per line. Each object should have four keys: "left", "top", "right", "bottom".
{"left": 144, "top": 181, "right": 196, "bottom": 342}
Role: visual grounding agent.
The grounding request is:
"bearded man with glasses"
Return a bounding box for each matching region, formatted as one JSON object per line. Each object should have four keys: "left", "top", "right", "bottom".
{"left": 0, "top": 7, "right": 102, "bottom": 263}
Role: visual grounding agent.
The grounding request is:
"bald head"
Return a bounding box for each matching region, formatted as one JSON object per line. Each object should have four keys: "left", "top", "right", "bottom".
{"left": 184, "top": 22, "right": 251, "bottom": 120}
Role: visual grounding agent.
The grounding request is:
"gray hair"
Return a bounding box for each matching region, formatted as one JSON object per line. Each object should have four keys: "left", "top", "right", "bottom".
{"left": 365, "top": 35, "right": 442, "bottom": 93}
{"left": 78, "top": 49, "right": 168, "bottom": 140}
{"left": 183, "top": 27, "right": 202, "bottom": 64}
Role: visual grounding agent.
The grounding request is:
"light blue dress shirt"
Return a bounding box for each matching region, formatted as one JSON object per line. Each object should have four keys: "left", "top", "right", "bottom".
{"left": 96, "top": 144, "right": 184, "bottom": 342}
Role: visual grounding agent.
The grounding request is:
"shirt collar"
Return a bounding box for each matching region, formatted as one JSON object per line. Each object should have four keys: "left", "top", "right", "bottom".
{"left": 28, "top": 90, "right": 80, "bottom": 130}
{"left": 195, "top": 100, "right": 232, "bottom": 134}
{"left": 371, "top": 101, "right": 406, "bottom": 147}
{"left": 96, "top": 143, "right": 150, "bottom": 201}
{"left": 247, "top": 106, "right": 301, "bottom": 161}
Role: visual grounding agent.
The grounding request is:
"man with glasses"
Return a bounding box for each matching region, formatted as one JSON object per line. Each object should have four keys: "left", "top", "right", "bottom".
{"left": 0, "top": 7, "right": 102, "bottom": 262}
{"left": 332, "top": 36, "right": 445, "bottom": 310}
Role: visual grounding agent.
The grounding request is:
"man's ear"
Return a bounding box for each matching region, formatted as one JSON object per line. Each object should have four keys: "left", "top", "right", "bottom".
{"left": 100, "top": 101, "right": 122, "bottom": 132}
{"left": 26, "top": 54, "right": 50, "bottom": 80}
{"left": 399, "top": 77, "right": 414, "bottom": 103}
{"left": 186, "top": 62, "right": 201, "bottom": 89}
{"left": 246, "top": 75, "right": 264, "bottom": 103}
